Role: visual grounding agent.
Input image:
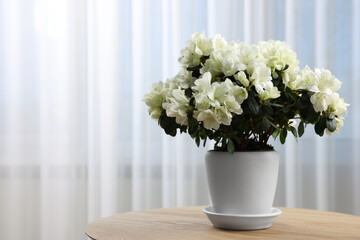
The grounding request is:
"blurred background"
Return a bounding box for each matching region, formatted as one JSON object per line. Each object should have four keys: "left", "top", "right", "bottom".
{"left": 0, "top": 0, "right": 359, "bottom": 239}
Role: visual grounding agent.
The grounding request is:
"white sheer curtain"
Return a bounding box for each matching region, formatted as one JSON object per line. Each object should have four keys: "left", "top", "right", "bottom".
{"left": 0, "top": 0, "right": 359, "bottom": 239}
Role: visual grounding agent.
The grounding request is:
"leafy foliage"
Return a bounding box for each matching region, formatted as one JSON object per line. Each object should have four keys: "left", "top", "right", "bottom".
{"left": 156, "top": 68, "right": 340, "bottom": 153}
{"left": 143, "top": 33, "right": 349, "bottom": 154}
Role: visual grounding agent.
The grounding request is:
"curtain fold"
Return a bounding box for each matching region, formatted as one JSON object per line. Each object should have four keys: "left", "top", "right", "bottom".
{"left": 352, "top": 0, "right": 360, "bottom": 216}
{"left": 0, "top": 0, "right": 359, "bottom": 239}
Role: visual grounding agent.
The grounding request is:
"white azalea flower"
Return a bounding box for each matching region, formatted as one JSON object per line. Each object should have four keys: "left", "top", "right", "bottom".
{"left": 143, "top": 81, "right": 167, "bottom": 120}
{"left": 194, "top": 92, "right": 211, "bottom": 110}
{"left": 315, "top": 69, "right": 341, "bottom": 92}
{"left": 192, "top": 72, "right": 212, "bottom": 93}
{"left": 191, "top": 74, "right": 248, "bottom": 129}
{"left": 235, "top": 71, "right": 249, "bottom": 87}
{"left": 178, "top": 32, "right": 213, "bottom": 66}
{"left": 163, "top": 88, "right": 190, "bottom": 125}
{"left": 295, "top": 66, "right": 319, "bottom": 92}
{"left": 258, "top": 40, "right": 299, "bottom": 87}
{"left": 174, "top": 68, "right": 195, "bottom": 89}
{"left": 178, "top": 48, "right": 198, "bottom": 66}
{"left": 231, "top": 41, "right": 247, "bottom": 49}
{"left": 209, "top": 79, "right": 247, "bottom": 111}
{"left": 328, "top": 92, "right": 349, "bottom": 116}
{"left": 208, "top": 79, "right": 233, "bottom": 103}
{"left": 250, "top": 63, "right": 273, "bottom": 94}
{"left": 325, "top": 93, "right": 348, "bottom": 135}
{"left": 165, "top": 76, "right": 181, "bottom": 90}
{"left": 231, "top": 84, "right": 248, "bottom": 107}
{"left": 214, "top": 106, "right": 232, "bottom": 126}
{"left": 191, "top": 32, "right": 214, "bottom": 56}
{"left": 298, "top": 68, "right": 343, "bottom": 113}
{"left": 201, "top": 43, "right": 257, "bottom": 77}
{"left": 194, "top": 109, "right": 220, "bottom": 130}
{"left": 310, "top": 90, "right": 333, "bottom": 112}
{"left": 178, "top": 32, "right": 228, "bottom": 68}
{"left": 192, "top": 73, "right": 212, "bottom": 111}
{"left": 258, "top": 86, "right": 281, "bottom": 101}
{"left": 258, "top": 40, "right": 299, "bottom": 71}
{"left": 192, "top": 72, "right": 213, "bottom": 110}
{"left": 225, "top": 43, "right": 259, "bottom": 75}
{"left": 238, "top": 44, "right": 259, "bottom": 71}
{"left": 297, "top": 67, "right": 344, "bottom": 114}
{"left": 326, "top": 116, "right": 344, "bottom": 135}
{"left": 224, "top": 95, "right": 242, "bottom": 115}
{"left": 282, "top": 65, "right": 300, "bottom": 89}
{"left": 221, "top": 52, "right": 246, "bottom": 76}
{"left": 200, "top": 49, "right": 225, "bottom": 76}
{"left": 212, "top": 34, "right": 227, "bottom": 50}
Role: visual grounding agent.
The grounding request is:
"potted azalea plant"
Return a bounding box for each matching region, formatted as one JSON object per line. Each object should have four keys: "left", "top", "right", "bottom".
{"left": 143, "top": 32, "right": 349, "bottom": 230}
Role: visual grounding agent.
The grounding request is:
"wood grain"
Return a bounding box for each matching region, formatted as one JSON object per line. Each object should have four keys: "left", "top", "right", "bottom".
{"left": 85, "top": 206, "right": 360, "bottom": 240}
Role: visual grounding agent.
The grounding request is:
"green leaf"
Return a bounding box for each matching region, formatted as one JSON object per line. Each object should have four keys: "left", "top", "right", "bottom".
{"left": 159, "top": 113, "right": 178, "bottom": 136}
{"left": 208, "top": 130, "right": 219, "bottom": 140}
{"left": 315, "top": 124, "right": 324, "bottom": 136}
{"left": 186, "top": 65, "right": 202, "bottom": 71}
{"left": 248, "top": 97, "right": 260, "bottom": 115}
{"left": 168, "top": 129, "right": 177, "bottom": 137}
{"left": 284, "top": 92, "right": 294, "bottom": 101}
{"left": 158, "top": 113, "right": 168, "bottom": 128}
{"left": 187, "top": 114, "right": 197, "bottom": 126}
{"left": 189, "top": 97, "right": 195, "bottom": 107}
{"left": 314, "top": 117, "right": 326, "bottom": 136}
{"left": 298, "top": 121, "right": 305, "bottom": 137}
{"left": 235, "top": 80, "right": 243, "bottom": 87}
{"left": 280, "top": 128, "right": 287, "bottom": 144}
{"left": 195, "top": 136, "right": 200, "bottom": 147}
{"left": 261, "top": 118, "right": 271, "bottom": 131}
{"left": 326, "top": 118, "right": 337, "bottom": 132}
{"left": 290, "top": 126, "right": 298, "bottom": 138}
{"left": 283, "top": 109, "right": 295, "bottom": 119}
{"left": 179, "top": 125, "right": 187, "bottom": 133}
{"left": 285, "top": 87, "right": 293, "bottom": 93}
{"left": 203, "top": 137, "right": 207, "bottom": 147}
{"left": 187, "top": 114, "right": 198, "bottom": 136}
{"left": 300, "top": 106, "right": 320, "bottom": 124}
{"left": 272, "top": 129, "right": 280, "bottom": 139}
{"left": 227, "top": 138, "right": 235, "bottom": 154}
{"left": 296, "top": 99, "right": 310, "bottom": 109}
{"left": 328, "top": 113, "right": 335, "bottom": 120}
{"left": 268, "top": 120, "right": 279, "bottom": 130}
{"left": 191, "top": 70, "right": 201, "bottom": 78}
{"left": 248, "top": 90, "right": 256, "bottom": 98}
{"left": 221, "top": 137, "right": 226, "bottom": 148}
{"left": 198, "top": 128, "right": 207, "bottom": 138}
{"left": 185, "top": 88, "right": 193, "bottom": 98}
{"left": 231, "top": 116, "right": 244, "bottom": 129}
{"left": 188, "top": 125, "right": 197, "bottom": 136}
{"left": 309, "top": 112, "right": 320, "bottom": 124}
{"left": 262, "top": 104, "right": 274, "bottom": 116}
{"left": 272, "top": 78, "right": 281, "bottom": 86}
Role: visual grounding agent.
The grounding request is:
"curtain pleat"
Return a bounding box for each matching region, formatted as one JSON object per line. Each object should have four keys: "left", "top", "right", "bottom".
{"left": 0, "top": 0, "right": 359, "bottom": 239}
{"left": 352, "top": 0, "right": 360, "bottom": 216}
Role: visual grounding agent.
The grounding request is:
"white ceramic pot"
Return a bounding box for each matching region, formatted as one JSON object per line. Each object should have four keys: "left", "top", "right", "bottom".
{"left": 205, "top": 150, "right": 279, "bottom": 215}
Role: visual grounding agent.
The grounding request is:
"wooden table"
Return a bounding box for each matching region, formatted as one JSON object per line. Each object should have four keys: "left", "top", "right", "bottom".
{"left": 85, "top": 206, "right": 360, "bottom": 239}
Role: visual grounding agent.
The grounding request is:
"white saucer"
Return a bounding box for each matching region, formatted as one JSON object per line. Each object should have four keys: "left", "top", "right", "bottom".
{"left": 203, "top": 206, "right": 282, "bottom": 230}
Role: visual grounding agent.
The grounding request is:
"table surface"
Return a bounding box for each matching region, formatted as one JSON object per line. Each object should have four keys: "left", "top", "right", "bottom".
{"left": 85, "top": 206, "right": 360, "bottom": 240}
